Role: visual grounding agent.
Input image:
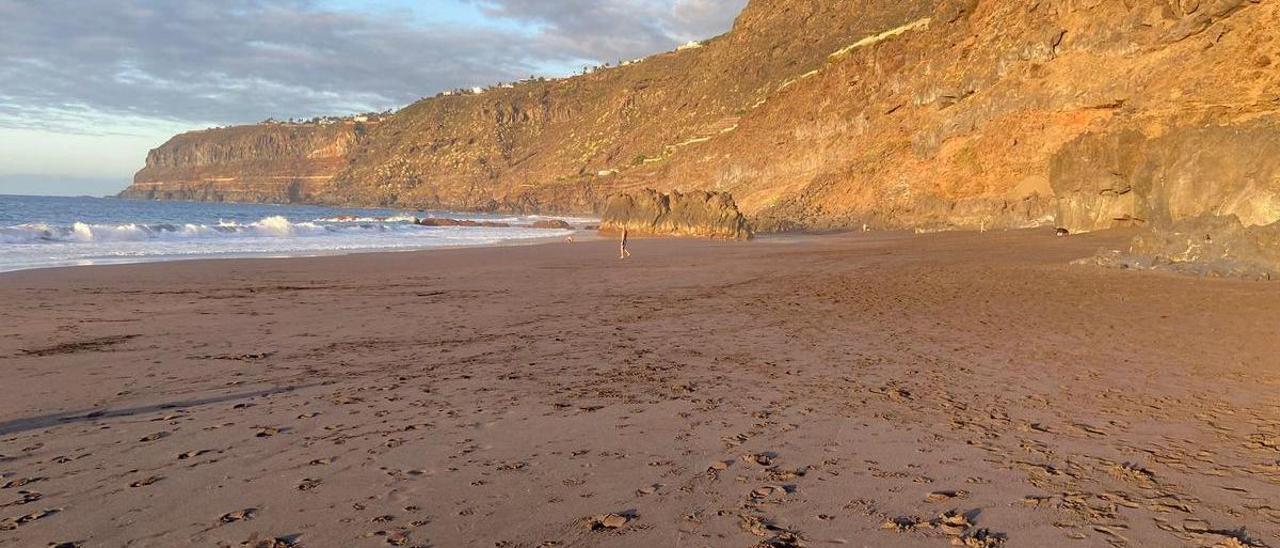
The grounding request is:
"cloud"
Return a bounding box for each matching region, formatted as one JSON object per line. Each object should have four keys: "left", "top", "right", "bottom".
{"left": 0, "top": 0, "right": 747, "bottom": 133}
{"left": 468, "top": 0, "right": 747, "bottom": 61}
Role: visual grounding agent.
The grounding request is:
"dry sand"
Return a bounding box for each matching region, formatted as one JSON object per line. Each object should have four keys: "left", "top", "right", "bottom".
{"left": 1, "top": 229, "right": 1278, "bottom": 547}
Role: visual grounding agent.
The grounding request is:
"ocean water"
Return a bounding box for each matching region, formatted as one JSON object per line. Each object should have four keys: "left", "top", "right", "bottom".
{"left": 0, "top": 195, "right": 590, "bottom": 273}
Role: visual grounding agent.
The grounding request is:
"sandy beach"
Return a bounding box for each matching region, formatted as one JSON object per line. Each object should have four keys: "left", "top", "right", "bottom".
{"left": 2, "top": 229, "right": 1278, "bottom": 547}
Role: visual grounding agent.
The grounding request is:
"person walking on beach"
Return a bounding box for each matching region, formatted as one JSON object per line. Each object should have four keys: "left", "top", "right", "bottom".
{"left": 619, "top": 228, "right": 632, "bottom": 259}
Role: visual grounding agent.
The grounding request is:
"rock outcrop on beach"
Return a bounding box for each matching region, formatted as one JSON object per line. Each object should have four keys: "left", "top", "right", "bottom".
{"left": 122, "top": 0, "right": 1280, "bottom": 237}
{"left": 530, "top": 220, "right": 574, "bottom": 230}
{"left": 414, "top": 218, "right": 510, "bottom": 228}
{"left": 600, "top": 189, "right": 752, "bottom": 240}
{"left": 1081, "top": 215, "right": 1280, "bottom": 280}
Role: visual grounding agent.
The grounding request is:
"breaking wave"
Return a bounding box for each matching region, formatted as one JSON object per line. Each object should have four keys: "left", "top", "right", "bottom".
{"left": 0, "top": 216, "right": 412, "bottom": 244}
{"left": 0, "top": 195, "right": 590, "bottom": 272}
{"left": 311, "top": 214, "right": 419, "bottom": 224}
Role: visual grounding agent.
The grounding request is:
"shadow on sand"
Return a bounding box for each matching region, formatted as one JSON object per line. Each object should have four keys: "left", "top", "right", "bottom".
{"left": 0, "top": 384, "right": 314, "bottom": 437}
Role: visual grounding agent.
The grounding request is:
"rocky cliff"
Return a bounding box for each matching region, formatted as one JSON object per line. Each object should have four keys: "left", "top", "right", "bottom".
{"left": 316, "top": 0, "right": 939, "bottom": 215}
{"left": 121, "top": 122, "right": 371, "bottom": 203}
{"left": 122, "top": 0, "right": 1280, "bottom": 235}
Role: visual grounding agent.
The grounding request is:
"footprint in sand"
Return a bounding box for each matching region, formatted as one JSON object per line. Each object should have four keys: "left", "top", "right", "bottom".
{"left": 386, "top": 531, "right": 412, "bottom": 546}
{"left": 1, "top": 477, "right": 45, "bottom": 489}
{"left": 925, "top": 490, "right": 968, "bottom": 503}
{"left": 0, "top": 507, "right": 61, "bottom": 531}
{"left": 750, "top": 485, "right": 791, "bottom": 501}
{"left": 243, "top": 532, "right": 299, "bottom": 547}
{"left": 741, "top": 514, "right": 798, "bottom": 540}
{"left": 933, "top": 510, "right": 973, "bottom": 536}
{"left": 219, "top": 508, "right": 257, "bottom": 523}
{"left": 178, "top": 449, "right": 213, "bottom": 460}
{"left": 764, "top": 466, "right": 808, "bottom": 482}
{"left": 129, "top": 476, "right": 163, "bottom": 488}
{"left": 2, "top": 490, "right": 42, "bottom": 507}
{"left": 255, "top": 426, "right": 282, "bottom": 438}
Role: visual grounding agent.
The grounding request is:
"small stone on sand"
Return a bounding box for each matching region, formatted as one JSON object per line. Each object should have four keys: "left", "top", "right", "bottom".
{"left": 588, "top": 513, "right": 630, "bottom": 530}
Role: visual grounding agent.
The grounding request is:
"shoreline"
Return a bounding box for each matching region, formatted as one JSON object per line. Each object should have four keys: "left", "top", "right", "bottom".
{"left": 2, "top": 229, "right": 1278, "bottom": 547}
{"left": 0, "top": 229, "right": 595, "bottom": 277}
{"left": 0, "top": 193, "right": 603, "bottom": 275}
{"left": 0, "top": 224, "right": 1079, "bottom": 278}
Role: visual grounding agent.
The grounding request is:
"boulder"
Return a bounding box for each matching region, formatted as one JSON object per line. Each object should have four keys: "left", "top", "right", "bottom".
{"left": 1079, "top": 215, "right": 1280, "bottom": 280}
{"left": 600, "top": 190, "right": 753, "bottom": 240}
{"left": 530, "top": 219, "right": 574, "bottom": 230}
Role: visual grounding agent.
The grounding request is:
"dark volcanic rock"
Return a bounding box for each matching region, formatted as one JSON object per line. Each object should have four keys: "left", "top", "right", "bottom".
{"left": 1080, "top": 215, "right": 1280, "bottom": 280}
{"left": 415, "top": 218, "right": 510, "bottom": 228}
{"left": 600, "top": 190, "right": 752, "bottom": 240}
{"left": 530, "top": 220, "right": 574, "bottom": 230}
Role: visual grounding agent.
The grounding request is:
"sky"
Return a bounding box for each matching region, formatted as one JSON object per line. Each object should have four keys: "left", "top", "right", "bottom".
{"left": 0, "top": 0, "right": 747, "bottom": 196}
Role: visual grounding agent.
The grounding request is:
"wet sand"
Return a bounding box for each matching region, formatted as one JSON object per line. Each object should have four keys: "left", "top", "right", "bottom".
{"left": 1, "top": 229, "right": 1278, "bottom": 547}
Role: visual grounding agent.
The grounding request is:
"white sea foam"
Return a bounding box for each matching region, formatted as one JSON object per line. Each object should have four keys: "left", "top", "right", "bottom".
{"left": 3, "top": 216, "right": 387, "bottom": 244}
{"left": 312, "top": 214, "right": 419, "bottom": 224}
{"left": 0, "top": 212, "right": 583, "bottom": 273}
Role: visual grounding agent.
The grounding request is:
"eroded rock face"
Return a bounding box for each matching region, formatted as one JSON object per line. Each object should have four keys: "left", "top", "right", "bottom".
{"left": 1081, "top": 215, "right": 1280, "bottom": 280}
{"left": 600, "top": 190, "right": 752, "bottom": 240}
{"left": 686, "top": 0, "right": 1278, "bottom": 231}
{"left": 1052, "top": 123, "right": 1280, "bottom": 234}
{"left": 121, "top": 123, "right": 370, "bottom": 203}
